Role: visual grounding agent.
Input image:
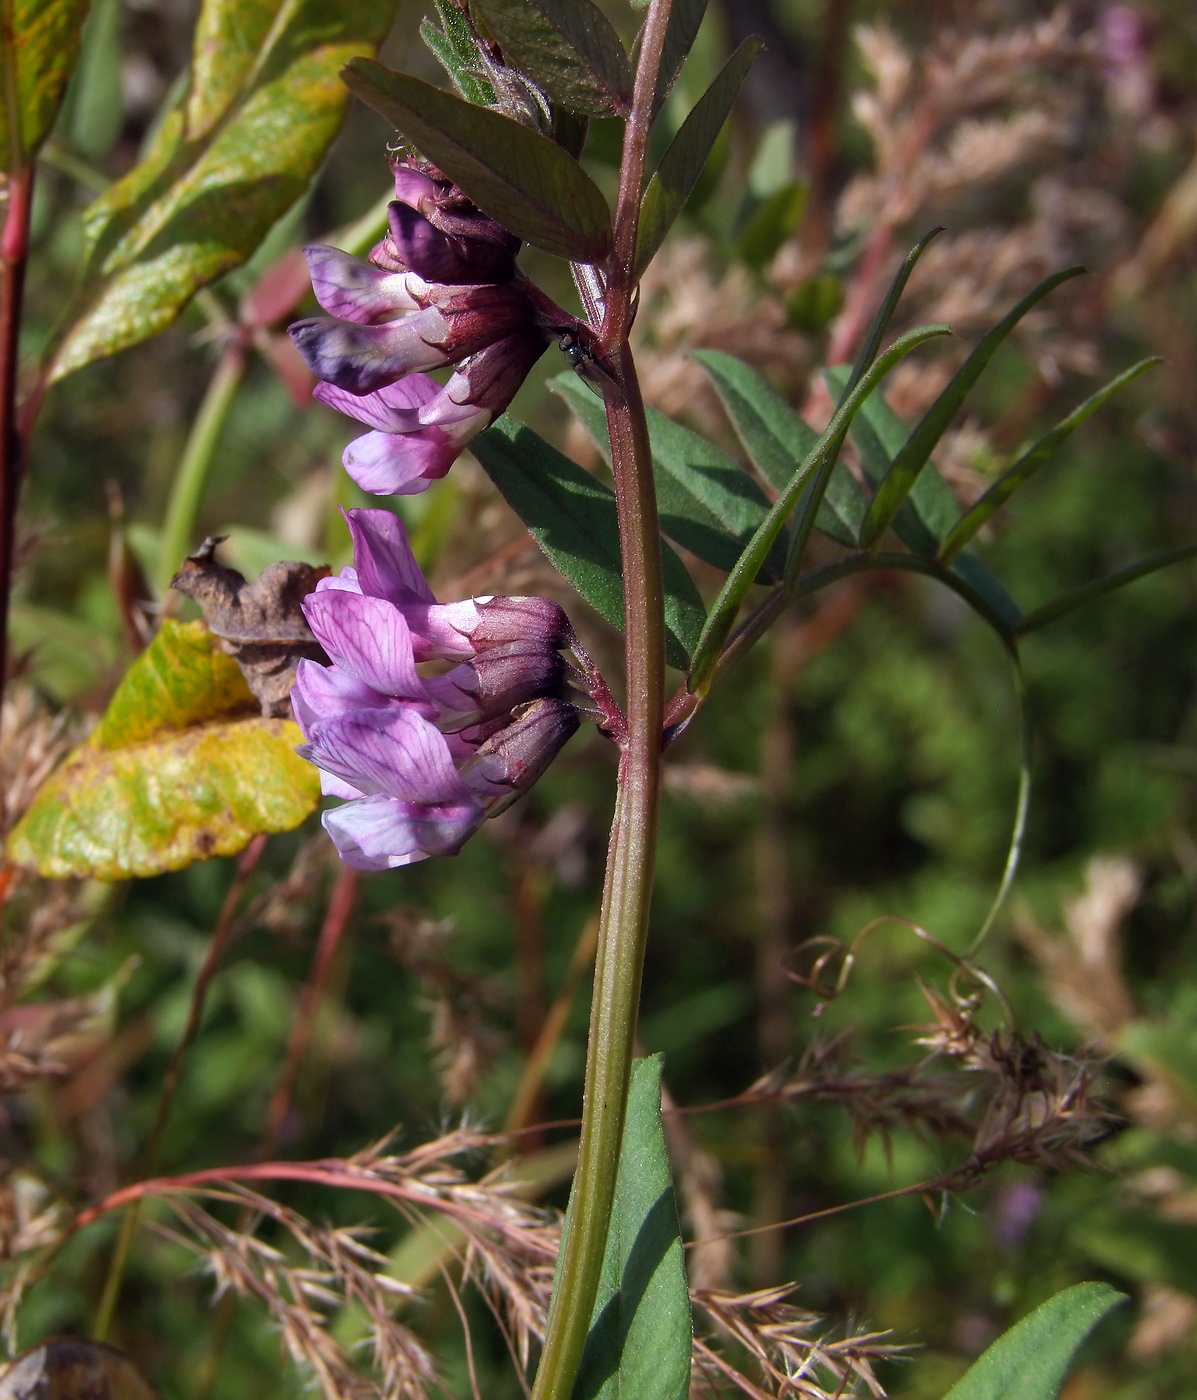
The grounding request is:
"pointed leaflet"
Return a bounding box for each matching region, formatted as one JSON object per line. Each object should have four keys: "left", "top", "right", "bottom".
{"left": 472, "top": 0, "right": 631, "bottom": 116}
{"left": 421, "top": 0, "right": 495, "bottom": 106}
{"left": 7, "top": 622, "right": 320, "bottom": 880}
{"left": 859, "top": 267, "right": 1086, "bottom": 548}
{"left": 341, "top": 61, "right": 612, "bottom": 263}
{"left": 688, "top": 323, "right": 950, "bottom": 692}
{"left": 471, "top": 416, "right": 705, "bottom": 669}
{"left": 551, "top": 372, "right": 785, "bottom": 581}
{"left": 1014, "top": 541, "right": 1197, "bottom": 636}
{"left": 938, "top": 357, "right": 1161, "bottom": 562}
{"left": 636, "top": 39, "right": 761, "bottom": 274}
{"left": 0, "top": 0, "right": 90, "bottom": 168}
{"left": 48, "top": 0, "right": 392, "bottom": 383}
{"left": 652, "top": 0, "right": 709, "bottom": 117}
{"left": 941, "top": 1283, "right": 1125, "bottom": 1400}
{"left": 693, "top": 349, "right": 869, "bottom": 547}
{"left": 823, "top": 364, "right": 1021, "bottom": 630}
{"left": 573, "top": 1056, "right": 691, "bottom": 1400}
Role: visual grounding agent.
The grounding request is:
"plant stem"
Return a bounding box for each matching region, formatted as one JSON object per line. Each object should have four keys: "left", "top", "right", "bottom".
{"left": 155, "top": 342, "right": 246, "bottom": 597}
{"left": 0, "top": 163, "right": 33, "bottom": 688}
{"left": 530, "top": 3, "right": 672, "bottom": 1396}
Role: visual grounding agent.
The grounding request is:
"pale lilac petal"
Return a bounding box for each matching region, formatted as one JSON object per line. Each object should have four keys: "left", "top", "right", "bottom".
{"left": 344, "top": 508, "right": 435, "bottom": 605}
{"left": 320, "top": 771, "right": 366, "bottom": 801}
{"left": 313, "top": 568, "right": 361, "bottom": 596}
{"left": 422, "top": 668, "right": 481, "bottom": 731}
{"left": 289, "top": 310, "right": 451, "bottom": 394}
{"left": 307, "top": 707, "right": 472, "bottom": 803}
{"left": 313, "top": 375, "right": 440, "bottom": 432}
{"left": 302, "top": 592, "right": 426, "bottom": 699}
{"left": 322, "top": 794, "right": 483, "bottom": 869}
{"left": 303, "top": 246, "right": 421, "bottom": 323}
{"left": 342, "top": 428, "right": 457, "bottom": 495}
{"left": 400, "top": 599, "right": 480, "bottom": 661}
{"left": 291, "top": 657, "right": 387, "bottom": 734}
{"left": 392, "top": 166, "right": 439, "bottom": 210}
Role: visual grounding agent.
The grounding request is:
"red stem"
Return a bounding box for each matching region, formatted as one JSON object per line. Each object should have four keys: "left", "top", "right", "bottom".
{"left": 0, "top": 164, "right": 33, "bottom": 688}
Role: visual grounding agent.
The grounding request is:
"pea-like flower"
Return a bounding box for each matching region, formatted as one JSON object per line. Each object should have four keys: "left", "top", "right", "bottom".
{"left": 292, "top": 508, "right": 580, "bottom": 869}
{"left": 289, "top": 164, "right": 553, "bottom": 496}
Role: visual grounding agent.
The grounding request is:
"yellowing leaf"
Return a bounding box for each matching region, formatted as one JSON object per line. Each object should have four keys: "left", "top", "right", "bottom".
{"left": 0, "top": 0, "right": 90, "bottom": 169}
{"left": 7, "top": 621, "right": 320, "bottom": 880}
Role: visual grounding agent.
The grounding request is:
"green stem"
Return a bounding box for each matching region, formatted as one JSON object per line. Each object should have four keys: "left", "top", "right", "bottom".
{"left": 529, "top": 1, "right": 673, "bottom": 1395}
{"left": 155, "top": 343, "right": 245, "bottom": 596}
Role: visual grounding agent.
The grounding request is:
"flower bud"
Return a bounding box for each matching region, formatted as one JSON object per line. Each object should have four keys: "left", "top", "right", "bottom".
{"left": 463, "top": 697, "right": 580, "bottom": 815}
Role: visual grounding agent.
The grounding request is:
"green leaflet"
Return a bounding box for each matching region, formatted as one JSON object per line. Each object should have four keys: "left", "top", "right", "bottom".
{"left": 636, "top": 38, "right": 761, "bottom": 275}
{"left": 859, "top": 267, "right": 1086, "bottom": 547}
{"left": 652, "top": 0, "right": 708, "bottom": 117}
{"left": 0, "top": 0, "right": 90, "bottom": 168}
{"left": 471, "top": 416, "right": 705, "bottom": 670}
{"left": 341, "top": 61, "right": 612, "bottom": 263}
{"left": 573, "top": 1056, "right": 691, "bottom": 1400}
{"left": 692, "top": 348, "right": 868, "bottom": 547}
{"left": 550, "top": 372, "right": 785, "bottom": 581}
{"left": 7, "top": 622, "right": 320, "bottom": 880}
{"left": 48, "top": 0, "right": 391, "bottom": 383}
{"left": 941, "top": 1283, "right": 1125, "bottom": 1400}
{"left": 472, "top": 0, "right": 631, "bottom": 116}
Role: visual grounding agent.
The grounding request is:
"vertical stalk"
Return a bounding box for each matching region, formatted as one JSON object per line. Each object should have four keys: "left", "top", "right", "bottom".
{"left": 0, "top": 163, "right": 33, "bottom": 688}
{"left": 155, "top": 342, "right": 245, "bottom": 597}
{"left": 530, "top": 2, "right": 672, "bottom": 1396}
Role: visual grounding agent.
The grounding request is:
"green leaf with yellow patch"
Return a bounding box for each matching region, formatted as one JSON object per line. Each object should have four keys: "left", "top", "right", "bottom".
{"left": 0, "top": 0, "right": 90, "bottom": 168}
{"left": 7, "top": 621, "right": 320, "bottom": 880}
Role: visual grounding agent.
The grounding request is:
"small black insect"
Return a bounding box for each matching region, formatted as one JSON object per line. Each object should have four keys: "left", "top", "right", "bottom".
{"left": 558, "top": 329, "right": 587, "bottom": 370}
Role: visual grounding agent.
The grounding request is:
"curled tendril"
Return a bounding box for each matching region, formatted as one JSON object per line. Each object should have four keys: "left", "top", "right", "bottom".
{"left": 782, "top": 914, "right": 1016, "bottom": 1028}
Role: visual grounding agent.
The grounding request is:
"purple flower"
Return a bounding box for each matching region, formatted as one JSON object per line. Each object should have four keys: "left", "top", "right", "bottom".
{"left": 289, "top": 163, "right": 553, "bottom": 496}
{"left": 292, "top": 507, "right": 580, "bottom": 869}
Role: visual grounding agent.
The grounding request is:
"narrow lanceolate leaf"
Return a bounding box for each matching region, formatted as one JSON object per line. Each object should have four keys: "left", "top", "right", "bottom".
{"left": 472, "top": 416, "right": 705, "bottom": 669}
{"left": 1014, "top": 541, "right": 1197, "bottom": 636}
{"left": 7, "top": 622, "right": 320, "bottom": 880}
{"left": 859, "top": 266, "right": 1086, "bottom": 547}
{"left": 837, "top": 227, "right": 943, "bottom": 402}
{"left": 652, "top": 0, "right": 709, "bottom": 117}
{"left": 421, "top": 0, "right": 495, "bottom": 105}
{"left": 938, "top": 357, "right": 1162, "bottom": 563}
{"left": 573, "top": 1056, "right": 691, "bottom": 1400}
{"left": 693, "top": 349, "right": 869, "bottom": 548}
{"left": 823, "top": 364, "right": 1021, "bottom": 630}
{"left": 688, "top": 324, "right": 950, "bottom": 693}
{"left": 342, "top": 61, "right": 612, "bottom": 263}
{"left": 472, "top": 0, "right": 631, "bottom": 116}
{"left": 551, "top": 373, "right": 784, "bottom": 580}
{"left": 0, "top": 0, "right": 90, "bottom": 168}
{"left": 942, "top": 1283, "right": 1125, "bottom": 1400}
{"left": 48, "top": 0, "right": 391, "bottom": 383}
{"left": 636, "top": 38, "right": 761, "bottom": 274}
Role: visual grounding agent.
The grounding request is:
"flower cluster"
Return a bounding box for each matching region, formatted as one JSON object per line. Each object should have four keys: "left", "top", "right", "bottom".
{"left": 293, "top": 509, "right": 580, "bottom": 869}
{"left": 289, "top": 164, "right": 552, "bottom": 495}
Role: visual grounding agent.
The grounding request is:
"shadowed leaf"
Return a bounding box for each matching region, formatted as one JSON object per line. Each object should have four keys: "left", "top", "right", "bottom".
{"left": 342, "top": 61, "right": 612, "bottom": 262}
{"left": 7, "top": 621, "right": 320, "bottom": 880}
{"left": 473, "top": 0, "right": 631, "bottom": 116}
{"left": 47, "top": 0, "right": 391, "bottom": 383}
{"left": 636, "top": 38, "right": 761, "bottom": 274}
{"left": 652, "top": 0, "right": 709, "bottom": 117}
{"left": 471, "top": 416, "right": 705, "bottom": 669}
{"left": 574, "top": 1056, "right": 691, "bottom": 1400}
{"left": 941, "top": 1283, "right": 1125, "bottom": 1400}
{"left": 551, "top": 371, "right": 784, "bottom": 580}
{"left": 0, "top": 0, "right": 90, "bottom": 168}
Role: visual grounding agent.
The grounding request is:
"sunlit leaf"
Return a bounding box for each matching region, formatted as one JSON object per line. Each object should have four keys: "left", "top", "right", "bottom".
{"left": 859, "top": 267, "right": 1085, "bottom": 548}
{"left": 8, "top": 622, "right": 320, "bottom": 880}
{"left": 551, "top": 372, "right": 784, "bottom": 580}
{"left": 471, "top": 416, "right": 705, "bottom": 669}
{"left": 941, "top": 1283, "right": 1125, "bottom": 1400}
{"left": 574, "top": 1056, "right": 691, "bottom": 1400}
{"left": 0, "top": 0, "right": 90, "bottom": 168}
{"left": 636, "top": 38, "right": 761, "bottom": 274}
{"left": 473, "top": 0, "right": 631, "bottom": 116}
{"left": 47, "top": 0, "right": 391, "bottom": 383}
{"left": 342, "top": 61, "right": 612, "bottom": 263}
{"left": 420, "top": 0, "right": 495, "bottom": 105}
{"left": 938, "top": 358, "right": 1162, "bottom": 563}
